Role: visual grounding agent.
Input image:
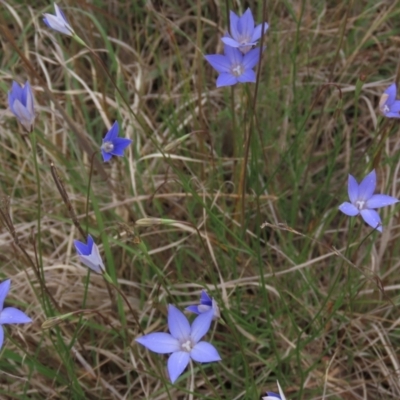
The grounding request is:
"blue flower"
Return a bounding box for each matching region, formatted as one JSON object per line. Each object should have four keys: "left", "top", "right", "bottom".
{"left": 222, "top": 9, "right": 269, "bottom": 53}
{"left": 136, "top": 304, "right": 221, "bottom": 383}
{"left": 101, "top": 121, "right": 132, "bottom": 162}
{"left": 186, "top": 290, "right": 220, "bottom": 319}
{"left": 74, "top": 235, "right": 105, "bottom": 274}
{"left": 0, "top": 280, "right": 32, "bottom": 350}
{"left": 8, "top": 81, "right": 35, "bottom": 132}
{"left": 262, "top": 381, "right": 286, "bottom": 400}
{"left": 379, "top": 83, "right": 400, "bottom": 118}
{"left": 339, "top": 170, "right": 398, "bottom": 232}
{"left": 205, "top": 45, "right": 261, "bottom": 87}
{"left": 43, "top": 4, "right": 74, "bottom": 36}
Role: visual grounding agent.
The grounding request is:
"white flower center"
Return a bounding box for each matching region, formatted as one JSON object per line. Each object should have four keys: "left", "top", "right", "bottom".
{"left": 356, "top": 200, "right": 365, "bottom": 210}
{"left": 231, "top": 64, "right": 244, "bottom": 77}
{"left": 102, "top": 141, "right": 114, "bottom": 153}
{"left": 382, "top": 104, "right": 390, "bottom": 114}
{"left": 180, "top": 339, "right": 193, "bottom": 352}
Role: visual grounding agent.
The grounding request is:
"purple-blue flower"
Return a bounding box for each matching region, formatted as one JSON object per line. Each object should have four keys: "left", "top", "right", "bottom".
{"left": 8, "top": 81, "right": 35, "bottom": 132}
{"left": 222, "top": 8, "right": 269, "bottom": 53}
{"left": 262, "top": 381, "right": 286, "bottom": 400}
{"left": 101, "top": 121, "right": 132, "bottom": 162}
{"left": 136, "top": 304, "right": 221, "bottom": 383}
{"left": 338, "top": 170, "right": 398, "bottom": 232}
{"left": 205, "top": 45, "right": 261, "bottom": 87}
{"left": 0, "top": 280, "right": 32, "bottom": 350}
{"left": 74, "top": 235, "right": 105, "bottom": 274}
{"left": 43, "top": 4, "right": 74, "bottom": 36}
{"left": 186, "top": 290, "right": 220, "bottom": 319}
{"left": 379, "top": 83, "right": 400, "bottom": 118}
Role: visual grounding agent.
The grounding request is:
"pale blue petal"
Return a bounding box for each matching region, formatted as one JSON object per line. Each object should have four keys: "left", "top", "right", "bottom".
{"left": 136, "top": 332, "right": 180, "bottom": 354}
{"left": 366, "top": 194, "right": 399, "bottom": 209}
{"left": 190, "top": 341, "right": 221, "bottom": 363}
{"left": 0, "top": 326, "right": 4, "bottom": 350}
{"left": 102, "top": 151, "right": 113, "bottom": 162}
{"left": 216, "top": 73, "right": 237, "bottom": 87}
{"left": 389, "top": 100, "right": 400, "bottom": 113}
{"left": 42, "top": 14, "right": 73, "bottom": 35}
{"left": 384, "top": 83, "right": 397, "bottom": 106}
{"left": 238, "top": 8, "right": 254, "bottom": 39}
{"left": 0, "top": 307, "right": 32, "bottom": 324}
{"left": 347, "top": 174, "right": 359, "bottom": 204}
{"left": 190, "top": 309, "right": 213, "bottom": 343}
{"left": 263, "top": 392, "right": 281, "bottom": 400}
{"left": 74, "top": 236, "right": 91, "bottom": 256}
{"left": 104, "top": 121, "right": 119, "bottom": 141}
{"left": 168, "top": 351, "right": 190, "bottom": 383}
{"left": 200, "top": 290, "right": 212, "bottom": 306}
{"left": 110, "top": 138, "right": 132, "bottom": 156}
{"left": 224, "top": 45, "right": 243, "bottom": 65}
{"left": 185, "top": 305, "right": 200, "bottom": 314}
{"left": 237, "top": 69, "right": 256, "bottom": 83}
{"left": 221, "top": 37, "right": 241, "bottom": 48}
{"left": 242, "top": 47, "right": 261, "bottom": 69}
{"left": 251, "top": 22, "right": 269, "bottom": 42}
{"left": 358, "top": 170, "right": 376, "bottom": 201}
{"left": 339, "top": 202, "right": 359, "bottom": 216}
{"left": 360, "top": 209, "right": 382, "bottom": 231}
{"left": 168, "top": 305, "right": 190, "bottom": 341}
{"left": 229, "top": 10, "right": 240, "bottom": 39}
{"left": 13, "top": 100, "right": 34, "bottom": 131}
{"left": 384, "top": 111, "right": 400, "bottom": 119}
{"left": 0, "top": 280, "right": 11, "bottom": 311}
{"left": 205, "top": 55, "right": 231, "bottom": 73}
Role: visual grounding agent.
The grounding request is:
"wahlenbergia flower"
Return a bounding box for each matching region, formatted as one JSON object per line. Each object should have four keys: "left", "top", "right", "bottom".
{"left": 338, "top": 170, "right": 398, "bottom": 232}
{"left": 0, "top": 280, "right": 32, "bottom": 350}
{"left": 43, "top": 4, "right": 74, "bottom": 36}
{"left": 379, "top": 83, "right": 400, "bottom": 118}
{"left": 136, "top": 304, "right": 221, "bottom": 383}
{"left": 101, "top": 121, "right": 132, "bottom": 162}
{"left": 205, "top": 45, "right": 261, "bottom": 87}
{"left": 262, "top": 381, "right": 286, "bottom": 400}
{"left": 222, "top": 8, "right": 269, "bottom": 53}
{"left": 8, "top": 81, "right": 35, "bottom": 132}
{"left": 186, "top": 290, "right": 220, "bottom": 320}
{"left": 74, "top": 235, "right": 105, "bottom": 274}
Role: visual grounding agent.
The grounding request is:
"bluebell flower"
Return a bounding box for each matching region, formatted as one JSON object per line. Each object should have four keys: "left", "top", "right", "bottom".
{"left": 222, "top": 9, "right": 269, "bottom": 53}
{"left": 74, "top": 235, "right": 105, "bottom": 274}
{"left": 379, "top": 83, "right": 400, "bottom": 118}
{"left": 186, "top": 290, "right": 220, "bottom": 320}
{"left": 339, "top": 170, "right": 398, "bottom": 232}
{"left": 101, "top": 121, "right": 132, "bottom": 162}
{"left": 43, "top": 4, "right": 74, "bottom": 36}
{"left": 205, "top": 45, "right": 261, "bottom": 87}
{"left": 8, "top": 81, "right": 35, "bottom": 132}
{"left": 0, "top": 280, "right": 32, "bottom": 350}
{"left": 262, "top": 381, "right": 286, "bottom": 400}
{"left": 136, "top": 304, "right": 221, "bottom": 383}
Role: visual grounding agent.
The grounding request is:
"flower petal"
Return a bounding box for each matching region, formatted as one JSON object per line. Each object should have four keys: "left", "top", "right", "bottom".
{"left": 360, "top": 209, "right": 382, "bottom": 231}
{"left": 42, "top": 14, "right": 73, "bottom": 35}
{"left": 0, "top": 280, "right": 11, "bottom": 311}
{"left": 366, "top": 194, "right": 399, "bottom": 209}
{"left": 0, "top": 307, "right": 32, "bottom": 324}
{"left": 229, "top": 10, "right": 240, "bottom": 39}
{"left": 389, "top": 100, "right": 400, "bottom": 114}
{"left": 110, "top": 138, "right": 132, "bottom": 156}
{"left": 358, "top": 170, "right": 376, "bottom": 201}
{"left": 277, "top": 381, "right": 287, "bottom": 400}
{"left": 242, "top": 47, "right": 262, "bottom": 69}
{"left": 0, "top": 326, "right": 4, "bottom": 351}
{"left": 338, "top": 202, "right": 359, "bottom": 216}
{"left": 216, "top": 73, "right": 237, "bottom": 87}
{"left": 167, "top": 351, "right": 190, "bottom": 383}
{"left": 104, "top": 121, "right": 119, "bottom": 141}
{"left": 168, "top": 305, "right": 190, "bottom": 341}
{"left": 221, "top": 37, "right": 241, "bottom": 48}
{"left": 347, "top": 174, "right": 359, "bottom": 204}
{"left": 190, "top": 309, "right": 213, "bottom": 343}
{"left": 224, "top": 45, "right": 243, "bottom": 65}
{"left": 190, "top": 341, "right": 221, "bottom": 363}
{"left": 384, "top": 83, "right": 397, "bottom": 106}
{"left": 237, "top": 69, "right": 256, "bottom": 83}
{"left": 136, "top": 332, "right": 180, "bottom": 354}
{"left": 185, "top": 305, "right": 200, "bottom": 314}
{"left": 200, "top": 290, "right": 212, "bottom": 306}
{"left": 251, "top": 22, "right": 269, "bottom": 42}
{"left": 12, "top": 100, "right": 34, "bottom": 131}
{"left": 102, "top": 151, "right": 112, "bottom": 162}
{"left": 205, "top": 55, "right": 231, "bottom": 73}
{"left": 238, "top": 8, "right": 255, "bottom": 39}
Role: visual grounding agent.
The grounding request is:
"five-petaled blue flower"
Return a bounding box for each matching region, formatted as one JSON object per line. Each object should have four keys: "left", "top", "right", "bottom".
{"left": 205, "top": 45, "right": 261, "bottom": 87}
{"left": 338, "top": 170, "right": 399, "bottom": 232}
{"left": 8, "top": 81, "right": 35, "bottom": 132}
{"left": 0, "top": 280, "right": 32, "bottom": 350}
{"left": 186, "top": 290, "right": 220, "bottom": 320}
{"left": 379, "top": 83, "right": 400, "bottom": 118}
{"left": 74, "top": 235, "right": 105, "bottom": 274}
{"left": 222, "top": 9, "right": 269, "bottom": 53}
{"left": 136, "top": 304, "right": 221, "bottom": 383}
{"left": 43, "top": 4, "right": 74, "bottom": 36}
{"left": 262, "top": 381, "right": 287, "bottom": 400}
{"left": 101, "top": 121, "right": 132, "bottom": 162}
